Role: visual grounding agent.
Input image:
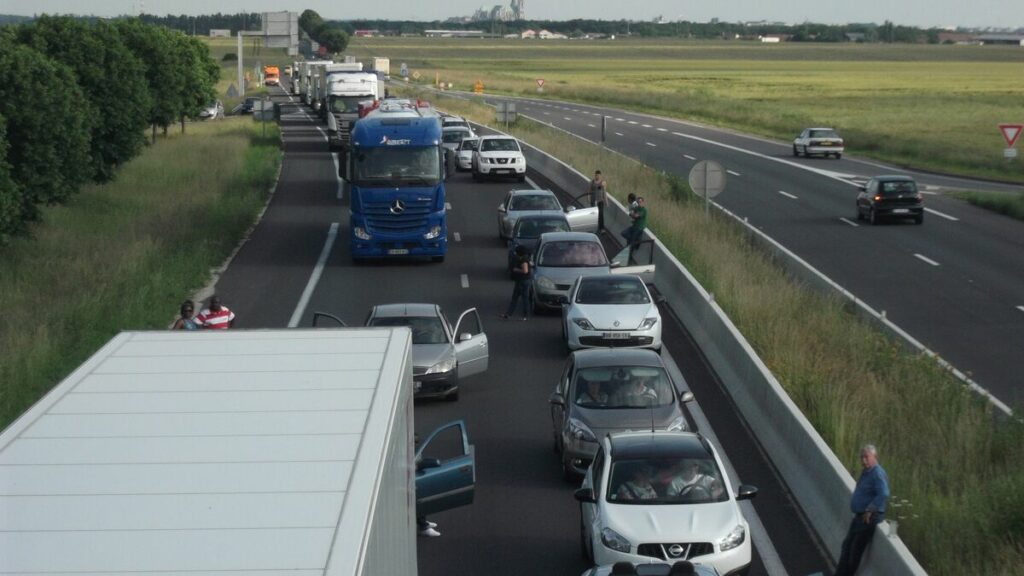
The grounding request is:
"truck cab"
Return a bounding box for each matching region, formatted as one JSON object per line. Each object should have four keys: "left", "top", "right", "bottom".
{"left": 347, "top": 100, "right": 447, "bottom": 262}
{"left": 263, "top": 65, "right": 280, "bottom": 86}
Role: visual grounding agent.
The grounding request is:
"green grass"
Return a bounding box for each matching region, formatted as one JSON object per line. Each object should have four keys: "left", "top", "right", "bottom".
{"left": 0, "top": 118, "right": 280, "bottom": 429}
{"left": 410, "top": 88, "right": 1024, "bottom": 576}
{"left": 951, "top": 190, "right": 1024, "bottom": 221}
{"left": 349, "top": 38, "right": 1024, "bottom": 183}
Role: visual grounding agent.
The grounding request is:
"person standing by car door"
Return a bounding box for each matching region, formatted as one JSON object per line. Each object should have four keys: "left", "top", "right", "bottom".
{"left": 835, "top": 444, "right": 889, "bottom": 576}
{"left": 588, "top": 170, "right": 607, "bottom": 231}
{"left": 501, "top": 245, "right": 531, "bottom": 321}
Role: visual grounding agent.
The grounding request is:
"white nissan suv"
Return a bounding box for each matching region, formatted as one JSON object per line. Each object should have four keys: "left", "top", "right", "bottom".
{"left": 575, "top": 431, "right": 757, "bottom": 576}
{"left": 473, "top": 135, "right": 527, "bottom": 182}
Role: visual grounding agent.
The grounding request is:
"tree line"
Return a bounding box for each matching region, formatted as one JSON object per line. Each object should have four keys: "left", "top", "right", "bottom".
{"left": 299, "top": 10, "right": 350, "bottom": 54}
{"left": 0, "top": 16, "right": 219, "bottom": 242}
{"left": 138, "top": 12, "right": 262, "bottom": 35}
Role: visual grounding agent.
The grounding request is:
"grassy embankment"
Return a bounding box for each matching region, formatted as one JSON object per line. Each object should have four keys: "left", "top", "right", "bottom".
{"left": 952, "top": 190, "right": 1024, "bottom": 221}
{"left": 349, "top": 38, "right": 1024, "bottom": 184}
{"left": 412, "top": 89, "right": 1024, "bottom": 575}
{"left": 0, "top": 118, "right": 280, "bottom": 430}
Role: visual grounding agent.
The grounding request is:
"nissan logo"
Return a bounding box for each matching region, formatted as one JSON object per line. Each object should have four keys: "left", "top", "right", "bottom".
{"left": 668, "top": 544, "right": 685, "bottom": 558}
{"left": 390, "top": 199, "right": 406, "bottom": 214}
{"left": 613, "top": 321, "right": 620, "bottom": 327}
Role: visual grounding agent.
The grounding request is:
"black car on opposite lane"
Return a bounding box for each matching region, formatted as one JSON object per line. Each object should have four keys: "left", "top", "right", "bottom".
{"left": 856, "top": 175, "right": 924, "bottom": 225}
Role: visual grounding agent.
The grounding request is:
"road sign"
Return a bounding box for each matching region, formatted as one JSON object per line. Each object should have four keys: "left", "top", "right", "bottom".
{"left": 473, "top": 80, "right": 484, "bottom": 94}
{"left": 400, "top": 62, "right": 408, "bottom": 78}
{"left": 688, "top": 160, "right": 726, "bottom": 216}
{"left": 999, "top": 124, "right": 1023, "bottom": 148}
{"left": 536, "top": 78, "right": 545, "bottom": 92}
{"left": 412, "top": 71, "right": 421, "bottom": 80}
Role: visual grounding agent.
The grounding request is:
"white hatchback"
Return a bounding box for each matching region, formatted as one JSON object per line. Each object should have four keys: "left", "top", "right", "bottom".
{"left": 563, "top": 274, "right": 661, "bottom": 351}
{"left": 576, "top": 431, "right": 757, "bottom": 575}
{"left": 473, "top": 135, "right": 527, "bottom": 182}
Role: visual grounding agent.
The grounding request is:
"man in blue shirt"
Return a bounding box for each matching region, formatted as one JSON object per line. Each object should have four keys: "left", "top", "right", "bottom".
{"left": 835, "top": 444, "right": 890, "bottom": 576}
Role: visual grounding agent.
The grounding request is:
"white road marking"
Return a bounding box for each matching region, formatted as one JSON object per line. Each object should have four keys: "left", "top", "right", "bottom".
{"left": 628, "top": 121, "right": 638, "bottom": 125}
{"left": 646, "top": 142, "right": 657, "bottom": 147}
{"left": 1017, "top": 306, "right": 1024, "bottom": 313}
{"left": 727, "top": 170, "right": 742, "bottom": 176}
{"left": 564, "top": 117, "right": 572, "bottom": 121}
{"left": 615, "top": 132, "right": 624, "bottom": 136}
{"left": 615, "top": 117, "right": 624, "bottom": 122}
{"left": 454, "top": 232, "right": 462, "bottom": 242}
{"left": 921, "top": 190, "right": 938, "bottom": 196}
{"left": 778, "top": 190, "right": 798, "bottom": 199}
{"left": 543, "top": 111, "right": 550, "bottom": 115}
{"left": 445, "top": 202, "right": 452, "bottom": 211}
{"left": 460, "top": 274, "right": 470, "bottom": 288}
{"left": 925, "top": 207, "right": 959, "bottom": 221}
{"left": 642, "top": 124, "right": 653, "bottom": 128}
{"left": 683, "top": 154, "right": 696, "bottom": 160}
{"left": 672, "top": 132, "right": 687, "bottom": 137}
{"left": 839, "top": 217, "right": 860, "bottom": 227}
{"left": 525, "top": 175, "right": 540, "bottom": 189}
{"left": 914, "top": 253, "right": 941, "bottom": 266}
{"left": 657, "top": 127, "right": 668, "bottom": 132}
{"left": 588, "top": 124, "right": 596, "bottom": 128}
{"left": 332, "top": 153, "right": 344, "bottom": 199}
{"left": 288, "top": 222, "right": 339, "bottom": 328}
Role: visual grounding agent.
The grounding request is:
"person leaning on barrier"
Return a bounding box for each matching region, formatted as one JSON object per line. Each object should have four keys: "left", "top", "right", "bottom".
{"left": 834, "top": 444, "right": 890, "bottom": 576}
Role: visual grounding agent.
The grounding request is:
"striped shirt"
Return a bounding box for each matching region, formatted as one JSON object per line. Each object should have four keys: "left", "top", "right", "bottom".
{"left": 195, "top": 307, "right": 235, "bottom": 329}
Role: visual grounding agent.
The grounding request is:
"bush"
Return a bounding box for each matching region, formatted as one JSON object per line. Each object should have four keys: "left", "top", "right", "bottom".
{"left": 222, "top": 52, "right": 237, "bottom": 62}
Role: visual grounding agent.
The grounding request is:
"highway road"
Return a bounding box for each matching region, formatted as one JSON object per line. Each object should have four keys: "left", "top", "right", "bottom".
{"left": 455, "top": 92, "right": 1024, "bottom": 410}
{"left": 211, "top": 83, "right": 833, "bottom": 575}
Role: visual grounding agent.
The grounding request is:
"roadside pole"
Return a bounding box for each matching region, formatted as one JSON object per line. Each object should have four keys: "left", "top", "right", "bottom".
{"left": 601, "top": 115, "right": 607, "bottom": 145}
{"left": 237, "top": 32, "right": 244, "bottom": 98}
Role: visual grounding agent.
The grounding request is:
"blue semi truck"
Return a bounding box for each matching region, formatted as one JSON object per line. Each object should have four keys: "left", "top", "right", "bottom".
{"left": 347, "top": 100, "right": 447, "bottom": 262}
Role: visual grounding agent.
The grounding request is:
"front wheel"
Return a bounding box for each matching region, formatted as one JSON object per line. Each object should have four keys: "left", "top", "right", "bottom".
{"left": 869, "top": 208, "right": 879, "bottom": 226}
{"left": 914, "top": 213, "right": 924, "bottom": 225}
{"left": 517, "top": 174, "right": 526, "bottom": 182}
{"left": 792, "top": 144, "right": 800, "bottom": 157}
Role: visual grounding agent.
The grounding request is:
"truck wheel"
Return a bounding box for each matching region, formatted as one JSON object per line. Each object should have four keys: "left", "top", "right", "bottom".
{"left": 517, "top": 174, "right": 526, "bottom": 183}
{"left": 431, "top": 255, "right": 445, "bottom": 263}
{"left": 446, "top": 387, "right": 459, "bottom": 402}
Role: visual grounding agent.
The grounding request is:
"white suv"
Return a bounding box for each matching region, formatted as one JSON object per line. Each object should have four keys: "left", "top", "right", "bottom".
{"left": 473, "top": 135, "right": 527, "bottom": 182}
{"left": 575, "top": 431, "right": 757, "bottom": 575}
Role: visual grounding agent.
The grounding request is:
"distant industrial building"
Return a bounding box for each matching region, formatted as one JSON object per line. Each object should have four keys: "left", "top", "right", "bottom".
{"left": 424, "top": 29, "right": 487, "bottom": 38}
{"left": 209, "top": 29, "right": 230, "bottom": 38}
{"left": 975, "top": 34, "right": 1024, "bottom": 45}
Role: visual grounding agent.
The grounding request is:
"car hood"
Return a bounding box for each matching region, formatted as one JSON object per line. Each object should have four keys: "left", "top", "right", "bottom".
{"left": 412, "top": 343, "right": 454, "bottom": 371}
{"left": 573, "top": 404, "right": 682, "bottom": 435}
{"left": 569, "top": 303, "right": 656, "bottom": 331}
{"left": 479, "top": 149, "right": 523, "bottom": 157}
{"left": 604, "top": 499, "right": 741, "bottom": 545}
{"left": 535, "top": 265, "right": 610, "bottom": 285}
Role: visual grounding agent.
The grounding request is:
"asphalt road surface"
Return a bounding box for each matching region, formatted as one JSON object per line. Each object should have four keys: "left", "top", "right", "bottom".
{"left": 210, "top": 83, "right": 835, "bottom": 575}
{"left": 449, "top": 90, "right": 1024, "bottom": 410}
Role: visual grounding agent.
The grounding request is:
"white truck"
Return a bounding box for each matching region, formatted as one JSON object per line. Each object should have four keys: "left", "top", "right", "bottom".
{"left": 319, "top": 65, "right": 381, "bottom": 151}
{"left": 0, "top": 329, "right": 476, "bottom": 575}
{"left": 296, "top": 59, "right": 334, "bottom": 101}
{"left": 369, "top": 56, "right": 391, "bottom": 81}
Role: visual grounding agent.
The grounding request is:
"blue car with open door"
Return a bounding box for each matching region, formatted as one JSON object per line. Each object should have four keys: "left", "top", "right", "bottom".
{"left": 416, "top": 420, "right": 476, "bottom": 516}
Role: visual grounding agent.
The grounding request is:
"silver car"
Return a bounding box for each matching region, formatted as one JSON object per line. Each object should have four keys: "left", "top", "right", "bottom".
{"left": 793, "top": 127, "right": 844, "bottom": 159}
{"left": 531, "top": 231, "right": 609, "bottom": 312}
{"left": 365, "top": 303, "right": 489, "bottom": 401}
{"left": 442, "top": 126, "right": 474, "bottom": 153}
{"left": 549, "top": 348, "right": 693, "bottom": 478}
{"left": 563, "top": 274, "right": 662, "bottom": 351}
{"left": 497, "top": 188, "right": 598, "bottom": 241}
{"left": 456, "top": 137, "right": 479, "bottom": 171}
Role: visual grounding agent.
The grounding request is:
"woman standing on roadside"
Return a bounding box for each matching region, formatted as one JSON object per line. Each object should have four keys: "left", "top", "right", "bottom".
{"left": 171, "top": 300, "right": 199, "bottom": 330}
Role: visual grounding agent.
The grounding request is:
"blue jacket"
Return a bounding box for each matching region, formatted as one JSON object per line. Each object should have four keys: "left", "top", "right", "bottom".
{"left": 850, "top": 464, "right": 889, "bottom": 517}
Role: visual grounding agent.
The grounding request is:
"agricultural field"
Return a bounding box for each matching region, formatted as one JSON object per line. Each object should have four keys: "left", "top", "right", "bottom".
{"left": 348, "top": 38, "right": 1024, "bottom": 182}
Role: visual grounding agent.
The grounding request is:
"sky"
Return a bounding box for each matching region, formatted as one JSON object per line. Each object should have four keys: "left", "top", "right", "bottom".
{"left": 2, "top": 0, "right": 1022, "bottom": 29}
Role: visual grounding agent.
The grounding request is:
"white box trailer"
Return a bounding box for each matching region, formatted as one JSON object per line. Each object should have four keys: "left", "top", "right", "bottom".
{"left": 0, "top": 329, "right": 427, "bottom": 575}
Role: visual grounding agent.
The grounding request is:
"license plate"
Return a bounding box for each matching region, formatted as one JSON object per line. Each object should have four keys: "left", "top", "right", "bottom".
{"left": 388, "top": 248, "right": 409, "bottom": 255}
{"left": 602, "top": 332, "right": 630, "bottom": 340}
{"left": 820, "top": 141, "right": 833, "bottom": 146}
{"left": 892, "top": 209, "right": 909, "bottom": 214}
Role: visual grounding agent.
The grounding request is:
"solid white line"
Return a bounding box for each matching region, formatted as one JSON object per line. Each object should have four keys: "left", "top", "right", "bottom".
{"left": 615, "top": 132, "right": 624, "bottom": 136}
{"left": 646, "top": 142, "right": 657, "bottom": 147}
{"left": 778, "top": 190, "right": 798, "bottom": 200}
{"left": 683, "top": 154, "right": 696, "bottom": 160}
{"left": 839, "top": 217, "right": 860, "bottom": 227}
{"left": 672, "top": 132, "right": 686, "bottom": 137}
{"left": 920, "top": 190, "right": 938, "bottom": 196}
{"left": 1017, "top": 306, "right": 1024, "bottom": 313}
{"left": 727, "top": 170, "right": 742, "bottom": 177}
{"left": 914, "top": 253, "right": 941, "bottom": 266}
{"left": 657, "top": 127, "right": 668, "bottom": 132}
{"left": 460, "top": 274, "right": 470, "bottom": 288}
{"left": 332, "top": 153, "right": 344, "bottom": 199}
{"left": 454, "top": 232, "right": 462, "bottom": 242}
{"left": 524, "top": 175, "right": 540, "bottom": 189}
{"left": 925, "top": 207, "right": 959, "bottom": 221}
{"left": 288, "top": 222, "right": 339, "bottom": 328}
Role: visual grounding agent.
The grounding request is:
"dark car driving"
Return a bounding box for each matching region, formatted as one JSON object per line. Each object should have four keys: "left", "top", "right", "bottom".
{"left": 856, "top": 175, "right": 924, "bottom": 225}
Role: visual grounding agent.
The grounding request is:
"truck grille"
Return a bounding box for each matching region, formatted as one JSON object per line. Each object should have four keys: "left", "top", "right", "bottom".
{"left": 637, "top": 542, "right": 714, "bottom": 561}
{"left": 333, "top": 114, "right": 352, "bottom": 143}
{"left": 364, "top": 198, "right": 432, "bottom": 232}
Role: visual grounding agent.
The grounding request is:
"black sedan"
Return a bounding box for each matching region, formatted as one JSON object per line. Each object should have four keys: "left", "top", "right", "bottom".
{"left": 856, "top": 175, "right": 924, "bottom": 225}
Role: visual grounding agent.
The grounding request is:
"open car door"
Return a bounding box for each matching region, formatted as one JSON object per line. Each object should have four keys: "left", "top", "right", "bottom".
{"left": 416, "top": 420, "right": 476, "bottom": 516}
{"left": 453, "top": 308, "right": 489, "bottom": 379}
{"left": 609, "top": 239, "right": 656, "bottom": 284}
{"left": 564, "top": 205, "right": 599, "bottom": 233}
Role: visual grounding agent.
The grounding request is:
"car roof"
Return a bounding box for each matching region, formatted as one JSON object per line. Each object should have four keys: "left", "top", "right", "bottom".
{"left": 443, "top": 126, "right": 472, "bottom": 133}
{"left": 572, "top": 348, "right": 664, "bottom": 369}
{"left": 370, "top": 303, "right": 440, "bottom": 317}
{"left": 510, "top": 188, "right": 555, "bottom": 197}
{"left": 608, "top": 431, "right": 712, "bottom": 461}
{"left": 479, "top": 134, "right": 516, "bottom": 140}
{"left": 806, "top": 127, "right": 837, "bottom": 131}
{"left": 872, "top": 175, "right": 915, "bottom": 182}
{"left": 515, "top": 213, "right": 569, "bottom": 223}
{"left": 538, "top": 231, "right": 601, "bottom": 243}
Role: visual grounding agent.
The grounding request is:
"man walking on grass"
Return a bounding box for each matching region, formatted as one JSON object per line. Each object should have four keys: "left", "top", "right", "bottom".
{"left": 834, "top": 444, "right": 889, "bottom": 576}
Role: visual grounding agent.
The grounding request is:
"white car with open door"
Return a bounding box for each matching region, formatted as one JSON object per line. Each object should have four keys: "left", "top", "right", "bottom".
{"left": 364, "top": 303, "right": 488, "bottom": 401}
{"left": 497, "top": 188, "right": 599, "bottom": 241}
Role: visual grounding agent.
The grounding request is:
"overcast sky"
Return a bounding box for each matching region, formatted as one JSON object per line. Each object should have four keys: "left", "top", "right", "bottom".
{"left": 4, "top": 0, "right": 1021, "bottom": 28}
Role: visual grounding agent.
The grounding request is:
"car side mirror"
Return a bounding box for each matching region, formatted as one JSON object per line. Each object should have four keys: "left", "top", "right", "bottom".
{"left": 736, "top": 484, "right": 758, "bottom": 501}
{"left": 458, "top": 332, "right": 473, "bottom": 342}
{"left": 548, "top": 392, "right": 565, "bottom": 406}
{"left": 574, "top": 488, "right": 596, "bottom": 503}
{"left": 498, "top": 204, "right": 506, "bottom": 213}
{"left": 417, "top": 457, "right": 441, "bottom": 472}
{"left": 566, "top": 205, "right": 576, "bottom": 212}
{"left": 680, "top": 391, "right": 694, "bottom": 403}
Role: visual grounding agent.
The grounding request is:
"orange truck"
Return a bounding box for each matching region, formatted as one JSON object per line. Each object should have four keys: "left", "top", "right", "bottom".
{"left": 263, "top": 65, "right": 280, "bottom": 86}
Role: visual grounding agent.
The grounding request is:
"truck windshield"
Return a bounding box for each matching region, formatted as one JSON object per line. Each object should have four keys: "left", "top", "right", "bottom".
{"left": 330, "top": 96, "right": 365, "bottom": 114}
{"left": 353, "top": 146, "right": 441, "bottom": 185}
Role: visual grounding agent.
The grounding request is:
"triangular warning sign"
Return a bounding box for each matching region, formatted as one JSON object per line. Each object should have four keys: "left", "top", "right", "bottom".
{"left": 999, "top": 124, "right": 1023, "bottom": 147}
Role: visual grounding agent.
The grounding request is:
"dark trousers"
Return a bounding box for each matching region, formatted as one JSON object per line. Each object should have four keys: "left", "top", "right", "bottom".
{"left": 505, "top": 279, "right": 530, "bottom": 317}
{"left": 834, "top": 515, "right": 879, "bottom": 576}
{"left": 597, "top": 201, "right": 605, "bottom": 231}
{"left": 621, "top": 226, "right": 642, "bottom": 248}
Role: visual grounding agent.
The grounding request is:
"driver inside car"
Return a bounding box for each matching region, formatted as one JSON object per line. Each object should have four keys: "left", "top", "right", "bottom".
{"left": 664, "top": 459, "right": 723, "bottom": 500}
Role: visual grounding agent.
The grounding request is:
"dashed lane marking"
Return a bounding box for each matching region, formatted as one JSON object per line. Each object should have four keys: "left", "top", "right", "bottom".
{"left": 642, "top": 124, "right": 653, "bottom": 128}
{"left": 657, "top": 128, "right": 668, "bottom": 132}
{"left": 445, "top": 202, "right": 452, "bottom": 211}
{"left": 564, "top": 117, "right": 572, "bottom": 121}
{"left": 646, "top": 142, "right": 657, "bottom": 147}
{"left": 914, "top": 253, "right": 941, "bottom": 266}
{"left": 460, "top": 274, "right": 470, "bottom": 288}
{"left": 1017, "top": 306, "right": 1024, "bottom": 313}
{"left": 727, "top": 170, "right": 742, "bottom": 177}
{"left": 778, "top": 190, "right": 798, "bottom": 199}
{"left": 925, "top": 207, "right": 959, "bottom": 221}
{"left": 454, "top": 232, "right": 462, "bottom": 242}
{"left": 839, "top": 218, "right": 860, "bottom": 227}
{"left": 615, "top": 132, "right": 624, "bottom": 136}
{"left": 683, "top": 154, "right": 696, "bottom": 160}
{"left": 588, "top": 124, "right": 596, "bottom": 128}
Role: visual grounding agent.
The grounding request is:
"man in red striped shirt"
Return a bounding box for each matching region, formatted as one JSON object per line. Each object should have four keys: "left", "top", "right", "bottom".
{"left": 195, "top": 296, "right": 235, "bottom": 329}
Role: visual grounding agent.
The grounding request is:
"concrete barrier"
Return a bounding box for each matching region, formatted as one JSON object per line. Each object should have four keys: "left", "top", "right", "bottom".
{"left": 515, "top": 136, "right": 927, "bottom": 575}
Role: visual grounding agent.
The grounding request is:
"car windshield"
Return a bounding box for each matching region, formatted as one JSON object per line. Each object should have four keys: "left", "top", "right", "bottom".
{"left": 510, "top": 195, "right": 560, "bottom": 211}
{"left": 880, "top": 180, "right": 918, "bottom": 195}
{"left": 574, "top": 366, "right": 674, "bottom": 408}
{"left": 443, "top": 131, "right": 468, "bottom": 143}
{"left": 608, "top": 456, "right": 727, "bottom": 505}
{"left": 444, "top": 119, "right": 469, "bottom": 129}
{"left": 538, "top": 241, "right": 608, "bottom": 267}
{"left": 809, "top": 129, "right": 840, "bottom": 139}
{"left": 352, "top": 146, "right": 441, "bottom": 185}
{"left": 459, "top": 139, "right": 479, "bottom": 151}
{"left": 330, "top": 96, "right": 365, "bottom": 114}
{"left": 515, "top": 218, "right": 570, "bottom": 239}
{"left": 481, "top": 138, "right": 520, "bottom": 152}
{"left": 576, "top": 277, "right": 650, "bottom": 305}
{"left": 368, "top": 316, "right": 448, "bottom": 345}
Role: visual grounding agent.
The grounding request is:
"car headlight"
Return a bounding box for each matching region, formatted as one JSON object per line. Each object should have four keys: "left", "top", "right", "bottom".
{"left": 666, "top": 415, "right": 686, "bottom": 432}
{"left": 353, "top": 227, "right": 371, "bottom": 240}
{"left": 600, "top": 527, "right": 631, "bottom": 553}
{"left": 424, "top": 355, "right": 456, "bottom": 375}
{"left": 718, "top": 524, "right": 746, "bottom": 551}
{"left": 639, "top": 317, "right": 658, "bottom": 330}
{"left": 535, "top": 276, "right": 555, "bottom": 290}
{"left": 423, "top": 225, "right": 442, "bottom": 240}
{"left": 568, "top": 418, "right": 597, "bottom": 443}
{"left": 572, "top": 318, "right": 595, "bottom": 331}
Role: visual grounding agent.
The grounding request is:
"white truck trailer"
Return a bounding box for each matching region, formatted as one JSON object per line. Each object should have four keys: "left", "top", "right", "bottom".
{"left": 0, "top": 329, "right": 475, "bottom": 575}
{"left": 369, "top": 56, "right": 391, "bottom": 81}
{"left": 319, "top": 65, "right": 381, "bottom": 151}
{"left": 314, "top": 62, "right": 368, "bottom": 115}
{"left": 296, "top": 59, "right": 334, "bottom": 100}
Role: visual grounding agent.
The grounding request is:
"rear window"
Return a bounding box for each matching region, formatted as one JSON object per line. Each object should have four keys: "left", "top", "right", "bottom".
{"left": 515, "top": 218, "right": 570, "bottom": 239}
{"left": 481, "top": 138, "right": 520, "bottom": 152}
{"left": 442, "top": 131, "right": 466, "bottom": 143}
{"left": 459, "top": 139, "right": 479, "bottom": 151}
{"left": 880, "top": 180, "right": 917, "bottom": 195}
{"left": 538, "top": 241, "right": 608, "bottom": 267}
{"left": 510, "top": 195, "right": 560, "bottom": 211}
{"left": 809, "top": 129, "right": 840, "bottom": 139}
{"left": 368, "top": 316, "right": 448, "bottom": 345}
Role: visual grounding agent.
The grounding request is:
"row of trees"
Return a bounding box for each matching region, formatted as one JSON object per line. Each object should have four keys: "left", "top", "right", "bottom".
{"left": 138, "top": 12, "right": 262, "bottom": 35}
{"left": 299, "top": 9, "right": 350, "bottom": 54}
{"left": 0, "top": 17, "right": 219, "bottom": 242}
